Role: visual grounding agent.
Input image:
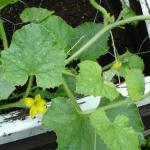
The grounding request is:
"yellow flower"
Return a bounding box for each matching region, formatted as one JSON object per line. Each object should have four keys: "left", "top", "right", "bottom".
{"left": 24, "top": 94, "right": 47, "bottom": 118}
{"left": 113, "top": 61, "right": 122, "bottom": 70}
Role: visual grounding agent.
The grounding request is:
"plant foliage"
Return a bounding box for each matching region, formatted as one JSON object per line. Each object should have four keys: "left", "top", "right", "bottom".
{"left": 0, "top": 1, "right": 149, "bottom": 150}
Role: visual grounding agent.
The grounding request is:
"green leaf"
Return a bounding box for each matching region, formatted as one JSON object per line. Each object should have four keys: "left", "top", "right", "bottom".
{"left": 41, "top": 15, "right": 74, "bottom": 51}
{"left": 90, "top": 110, "right": 140, "bottom": 150}
{"left": 42, "top": 97, "right": 95, "bottom": 150}
{"left": 76, "top": 61, "right": 119, "bottom": 100}
{"left": 125, "top": 69, "right": 145, "bottom": 101}
{"left": 102, "top": 81, "right": 120, "bottom": 100}
{"left": 1, "top": 23, "right": 65, "bottom": 88}
{"left": 112, "top": 51, "right": 144, "bottom": 77}
{"left": 44, "top": 75, "right": 77, "bottom": 99}
{"left": 0, "top": 68, "right": 15, "bottom": 100}
{"left": 105, "top": 103, "right": 145, "bottom": 145}
{"left": 70, "top": 22, "right": 109, "bottom": 61}
{"left": 0, "top": 0, "right": 19, "bottom": 10}
{"left": 20, "top": 7, "right": 54, "bottom": 23}
{"left": 96, "top": 134, "right": 108, "bottom": 150}
{"left": 121, "top": 5, "right": 138, "bottom": 26}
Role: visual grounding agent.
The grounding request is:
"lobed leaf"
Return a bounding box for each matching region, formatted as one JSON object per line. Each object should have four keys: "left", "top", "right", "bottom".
{"left": 70, "top": 22, "right": 109, "bottom": 61}
{"left": 76, "top": 61, "right": 119, "bottom": 100}
{"left": 42, "top": 97, "right": 95, "bottom": 150}
{"left": 1, "top": 23, "right": 66, "bottom": 88}
{"left": 90, "top": 110, "right": 140, "bottom": 150}
{"left": 106, "top": 102, "right": 145, "bottom": 145}
{"left": 41, "top": 15, "right": 74, "bottom": 51}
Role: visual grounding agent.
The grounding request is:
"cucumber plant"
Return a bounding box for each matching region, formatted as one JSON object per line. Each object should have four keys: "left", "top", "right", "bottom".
{"left": 0, "top": 0, "right": 150, "bottom": 149}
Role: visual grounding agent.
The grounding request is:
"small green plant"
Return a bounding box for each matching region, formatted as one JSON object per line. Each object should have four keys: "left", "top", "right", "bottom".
{"left": 0, "top": 0, "right": 150, "bottom": 149}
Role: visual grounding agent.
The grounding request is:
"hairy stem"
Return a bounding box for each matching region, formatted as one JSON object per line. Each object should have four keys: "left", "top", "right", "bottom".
{"left": 23, "top": 76, "right": 34, "bottom": 99}
{"left": 0, "top": 100, "right": 24, "bottom": 110}
{"left": 65, "top": 15, "right": 150, "bottom": 65}
{"left": 81, "top": 90, "right": 150, "bottom": 115}
{"left": 62, "top": 76, "right": 82, "bottom": 112}
{"left": 0, "top": 19, "right": 8, "bottom": 49}
{"left": 90, "top": 0, "right": 108, "bottom": 24}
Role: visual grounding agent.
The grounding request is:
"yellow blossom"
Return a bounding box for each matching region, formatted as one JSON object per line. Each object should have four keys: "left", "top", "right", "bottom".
{"left": 113, "top": 61, "right": 122, "bottom": 70}
{"left": 24, "top": 94, "right": 47, "bottom": 118}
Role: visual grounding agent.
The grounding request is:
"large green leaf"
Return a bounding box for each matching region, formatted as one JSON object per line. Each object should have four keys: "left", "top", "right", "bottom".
{"left": 42, "top": 97, "right": 95, "bottom": 150}
{"left": 41, "top": 15, "right": 74, "bottom": 51}
{"left": 125, "top": 69, "right": 145, "bottom": 101}
{"left": 70, "top": 22, "right": 109, "bottom": 61}
{"left": 76, "top": 61, "right": 119, "bottom": 100}
{"left": 90, "top": 110, "right": 140, "bottom": 150}
{"left": 20, "top": 7, "right": 54, "bottom": 23}
{"left": 0, "top": 68, "right": 15, "bottom": 100}
{"left": 0, "top": 0, "right": 19, "bottom": 10}
{"left": 1, "top": 23, "right": 65, "bottom": 88}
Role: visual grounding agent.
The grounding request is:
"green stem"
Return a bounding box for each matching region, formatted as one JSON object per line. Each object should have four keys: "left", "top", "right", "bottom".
{"left": 90, "top": 0, "right": 108, "bottom": 24}
{"left": 110, "top": 31, "right": 118, "bottom": 61}
{"left": 0, "top": 19, "right": 8, "bottom": 49}
{"left": 62, "top": 76, "right": 82, "bottom": 112}
{"left": 65, "top": 15, "right": 150, "bottom": 65}
{"left": 102, "top": 61, "right": 114, "bottom": 71}
{"left": 81, "top": 90, "right": 150, "bottom": 115}
{"left": 63, "top": 70, "right": 77, "bottom": 77}
{"left": 0, "top": 100, "right": 24, "bottom": 110}
{"left": 23, "top": 75, "right": 34, "bottom": 99}
{"left": 101, "top": 100, "right": 130, "bottom": 111}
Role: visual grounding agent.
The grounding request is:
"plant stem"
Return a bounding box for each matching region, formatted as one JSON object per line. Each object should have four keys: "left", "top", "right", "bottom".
{"left": 101, "top": 100, "right": 130, "bottom": 111}
{"left": 110, "top": 31, "right": 118, "bottom": 62}
{"left": 0, "top": 76, "right": 34, "bottom": 110}
{"left": 0, "top": 19, "right": 8, "bottom": 49}
{"left": 90, "top": 0, "right": 108, "bottom": 24}
{"left": 23, "top": 75, "right": 34, "bottom": 99}
{"left": 0, "top": 100, "right": 24, "bottom": 110}
{"left": 102, "top": 61, "right": 114, "bottom": 71}
{"left": 63, "top": 70, "right": 77, "bottom": 77}
{"left": 62, "top": 76, "right": 82, "bottom": 112}
{"left": 82, "top": 90, "right": 150, "bottom": 115}
{"left": 65, "top": 15, "right": 150, "bottom": 65}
